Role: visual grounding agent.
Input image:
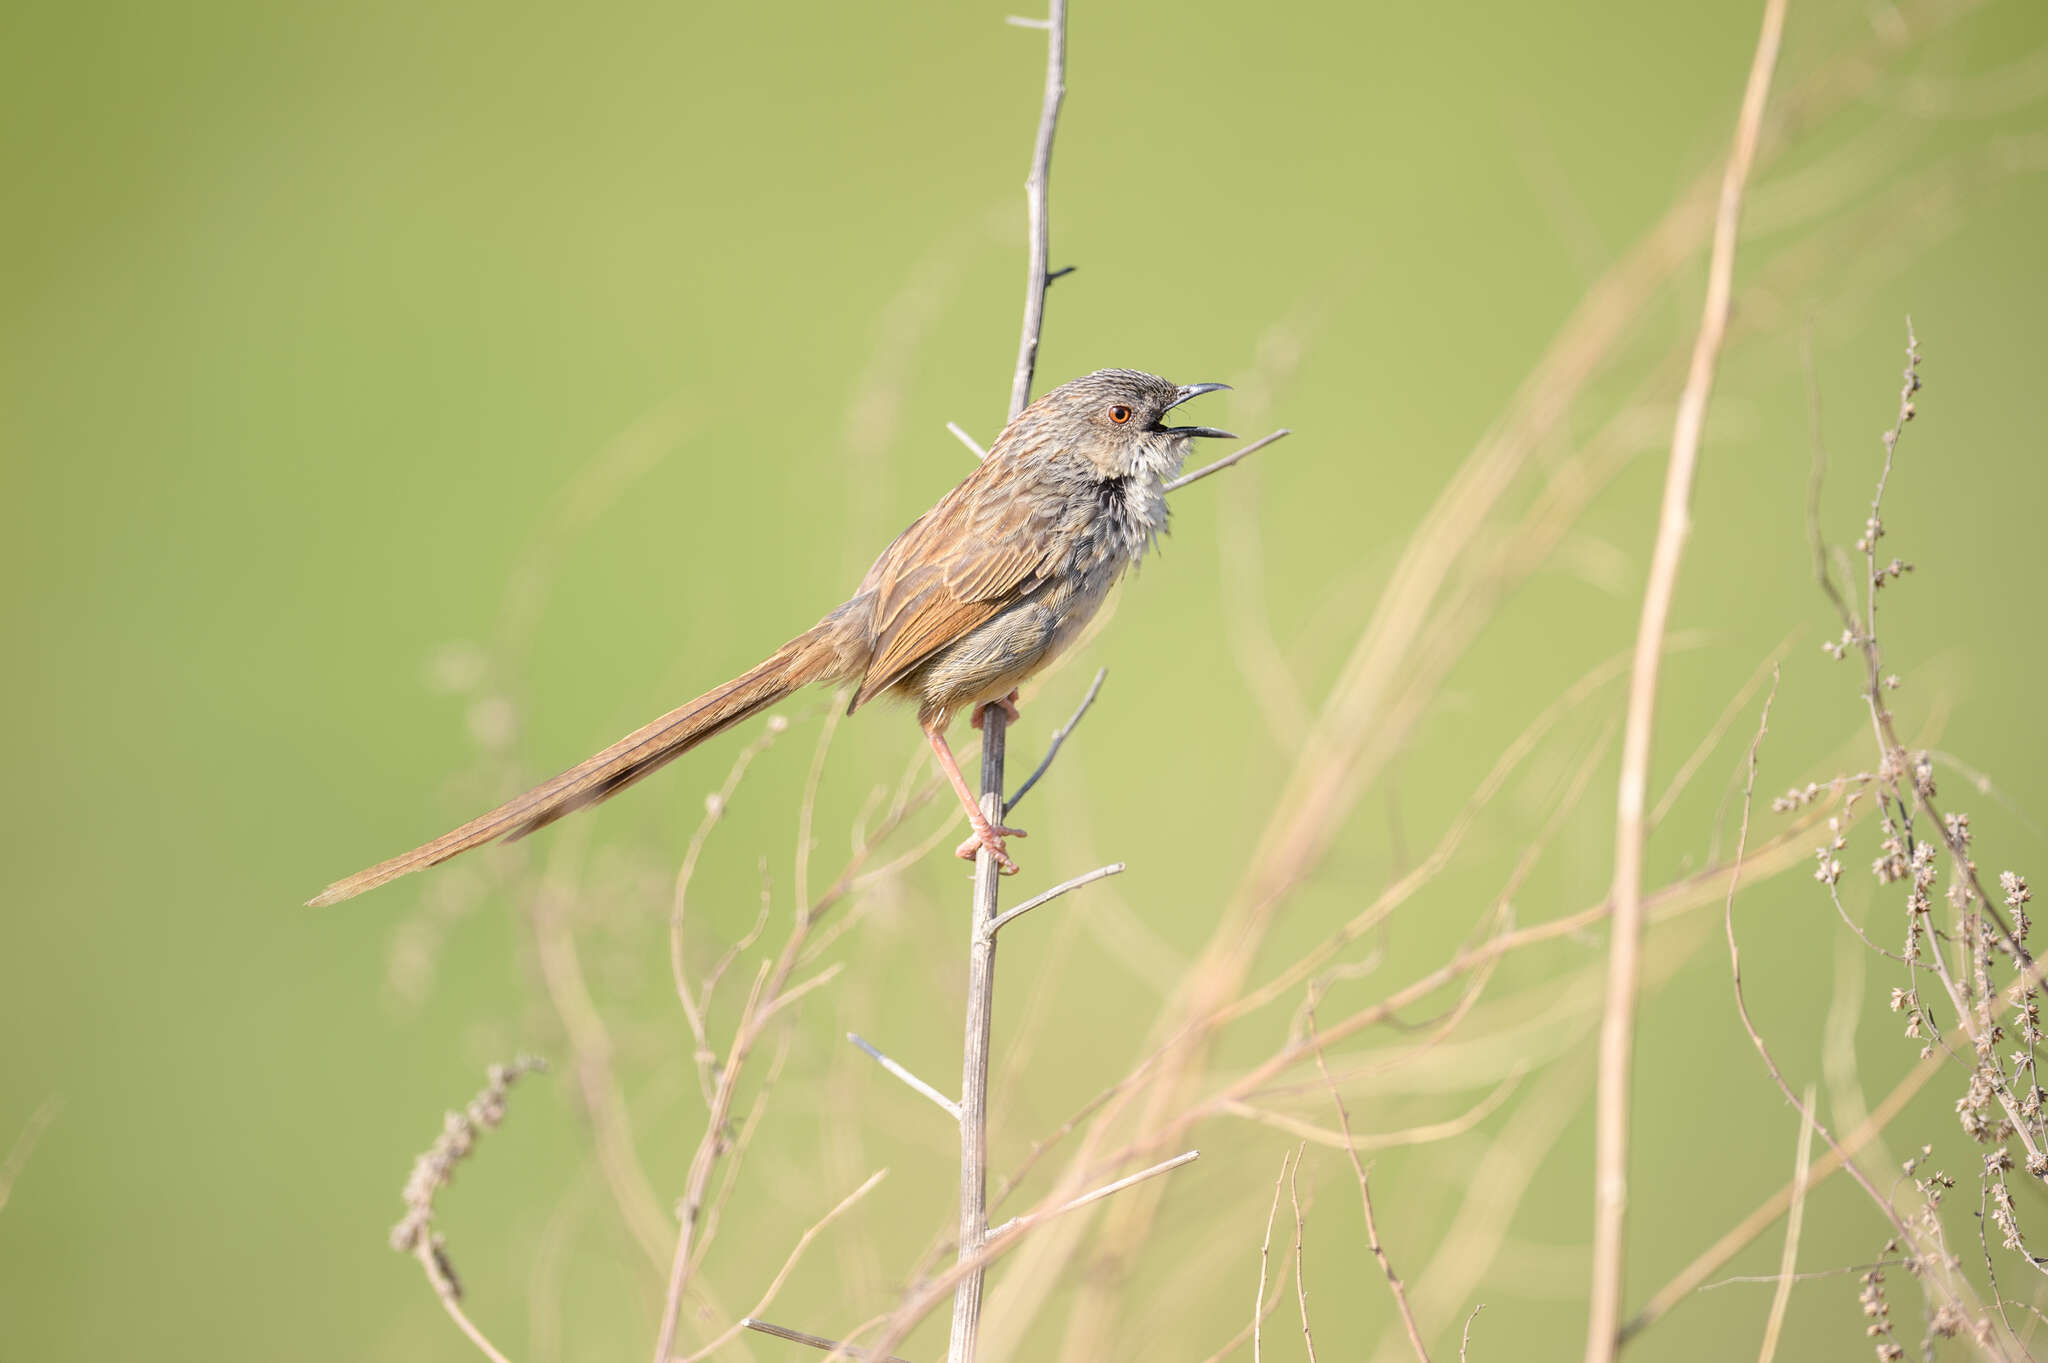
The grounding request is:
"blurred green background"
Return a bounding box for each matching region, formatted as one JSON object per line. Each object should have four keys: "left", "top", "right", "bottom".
{"left": 4, "top": 0, "right": 2046, "bottom": 1359}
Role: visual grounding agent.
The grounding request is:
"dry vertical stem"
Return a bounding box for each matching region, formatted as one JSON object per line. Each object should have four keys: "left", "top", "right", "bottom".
{"left": 1586, "top": 1, "right": 1786, "bottom": 1358}
{"left": 820, "top": 1147, "right": 1201, "bottom": 1363}
{"left": 949, "top": 705, "right": 1006, "bottom": 1363}
{"left": 1290, "top": 1156, "right": 1320, "bottom": 1363}
{"left": 1255, "top": 1148, "right": 1294, "bottom": 1363}
{"left": 948, "top": 4, "right": 1066, "bottom": 1361}
{"left": 1194, "top": 1211, "right": 1302, "bottom": 1363}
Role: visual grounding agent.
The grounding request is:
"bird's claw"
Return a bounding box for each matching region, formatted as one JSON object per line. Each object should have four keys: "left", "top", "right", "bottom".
{"left": 969, "top": 691, "right": 1023, "bottom": 730}
{"left": 954, "top": 821, "right": 1026, "bottom": 874}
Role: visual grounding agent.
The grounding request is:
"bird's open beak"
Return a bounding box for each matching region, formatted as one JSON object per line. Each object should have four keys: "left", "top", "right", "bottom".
{"left": 1160, "top": 382, "right": 1234, "bottom": 439}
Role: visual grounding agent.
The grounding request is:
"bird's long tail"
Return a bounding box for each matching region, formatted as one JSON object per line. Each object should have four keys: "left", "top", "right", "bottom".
{"left": 309, "top": 625, "right": 845, "bottom": 906}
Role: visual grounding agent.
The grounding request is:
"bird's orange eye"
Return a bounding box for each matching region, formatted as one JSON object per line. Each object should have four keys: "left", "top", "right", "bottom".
{"left": 1108, "top": 405, "right": 1131, "bottom": 424}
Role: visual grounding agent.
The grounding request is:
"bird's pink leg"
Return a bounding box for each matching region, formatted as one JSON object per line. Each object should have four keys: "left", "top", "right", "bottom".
{"left": 922, "top": 714, "right": 1024, "bottom": 874}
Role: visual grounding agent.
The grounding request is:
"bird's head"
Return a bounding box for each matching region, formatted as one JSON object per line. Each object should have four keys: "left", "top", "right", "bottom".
{"left": 1018, "top": 369, "right": 1233, "bottom": 480}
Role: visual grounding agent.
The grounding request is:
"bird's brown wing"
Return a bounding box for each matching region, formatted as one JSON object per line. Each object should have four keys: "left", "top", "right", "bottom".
{"left": 849, "top": 458, "right": 1064, "bottom": 711}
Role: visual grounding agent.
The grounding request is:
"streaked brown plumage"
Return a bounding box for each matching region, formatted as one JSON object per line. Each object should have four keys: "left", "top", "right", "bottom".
{"left": 309, "top": 369, "right": 1231, "bottom": 906}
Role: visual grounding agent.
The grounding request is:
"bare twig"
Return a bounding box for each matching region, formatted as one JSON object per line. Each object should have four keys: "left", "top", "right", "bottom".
{"left": 651, "top": 792, "right": 919, "bottom": 1363}
{"left": 1004, "top": 667, "right": 1107, "bottom": 815}
{"left": 1005, "top": 1, "right": 1065, "bottom": 423}
{"left": 1462, "top": 1306, "right": 1485, "bottom": 1363}
{"left": 677, "top": 1171, "right": 889, "bottom": 1363}
{"left": 827, "top": 1146, "right": 1201, "bottom": 1363}
{"left": 1757, "top": 1084, "right": 1817, "bottom": 1363}
{"left": 672, "top": 724, "right": 788, "bottom": 1090}
{"left": 1312, "top": 1015, "right": 1432, "bottom": 1362}
{"left": 690, "top": 1037, "right": 793, "bottom": 1283}
{"left": 986, "top": 862, "right": 1125, "bottom": 936}
{"left": 1707, "top": 672, "right": 2002, "bottom": 1350}
{"left": 1164, "top": 428, "right": 1293, "bottom": 493}
{"left": 1256, "top": 1149, "right": 1292, "bottom": 1363}
{"left": 1586, "top": 3, "right": 1785, "bottom": 1358}
{"left": 947, "top": 421, "right": 988, "bottom": 461}
{"left": 1196, "top": 1206, "right": 1302, "bottom": 1363}
{"left": 985, "top": 1149, "right": 1199, "bottom": 1238}
{"left": 742, "top": 1319, "right": 915, "bottom": 1363}
{"left": 848, "top": 1033, "right": 961, "bottom": 1119}
{"left": 1224, "top": 1067, "right": 1521, "bottom": 1153}
{"left": 1290, "top": 1154, "right": 1319, "bottom": 1363}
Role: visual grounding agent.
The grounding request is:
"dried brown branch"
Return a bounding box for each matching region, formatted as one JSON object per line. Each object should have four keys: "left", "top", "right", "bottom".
{"left": 672, "top": 723, "right": 789, "bottom": 1092}
{"left": 650, "top": 784, "right": 923, "bottom": 1363}
{"left": 1648, "top": 630, "right": 1799, "bottom": 830}
{"left": 1586, "top": 3, "right": 1785, "bottom": 1356}
{"left": 1255, "top": 1148, "right": 1294, "bottom": 1363}
{"left": 1223, "top": 1066, "right": 1521, "bottom": 1154}
{"left": 821, "top": 1144, "right": 1201, "bottom": 1363}
{"left": 1312, "top": 1015, "right": 1431, "bottom": 1363}
{"left": 689, "top": 1036, "right": 793, "bottom": 1284}
{"left": 1291, "top": 1156, "right": 1319, "bottom": 1363}
{"left": 1195, "top": 1206, "right": 1302, "bottom": 1363}
{"left": 677, "top": 1170, "right": 889, "bottom": 1363}
{"left": 1715, "top": 680, "right": 1981, "bottom": 1318}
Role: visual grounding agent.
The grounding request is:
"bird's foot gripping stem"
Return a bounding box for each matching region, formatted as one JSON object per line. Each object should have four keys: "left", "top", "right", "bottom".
{"left": 953, "top": 820, "right": 1025, "bottom": 874}
{"left": 923, "top": 711, "right": 1026, "bottom": 876}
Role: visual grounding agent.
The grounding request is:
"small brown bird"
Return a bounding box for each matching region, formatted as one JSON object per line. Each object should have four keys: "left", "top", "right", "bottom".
{"left": 309, "top": 369, "right": 1231, "bottom": 906}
